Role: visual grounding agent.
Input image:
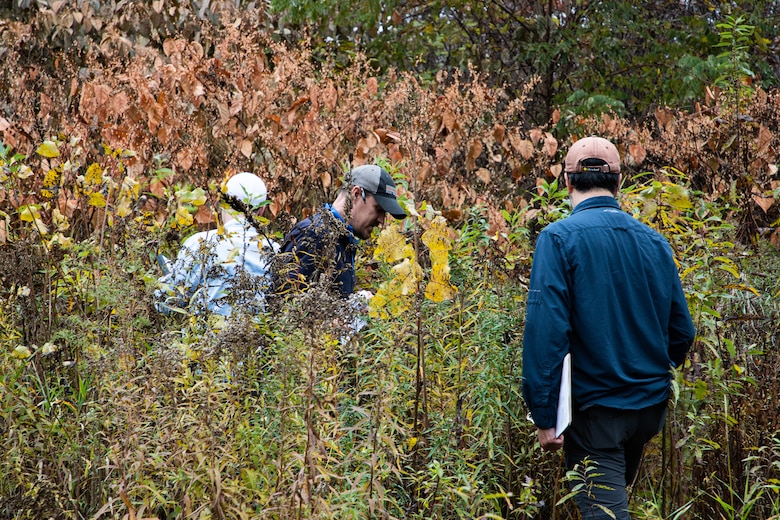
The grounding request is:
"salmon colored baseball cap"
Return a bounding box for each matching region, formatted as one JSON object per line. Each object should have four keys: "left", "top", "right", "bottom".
{"left": 564, "top": 136, "right": 621, "bottom": 174}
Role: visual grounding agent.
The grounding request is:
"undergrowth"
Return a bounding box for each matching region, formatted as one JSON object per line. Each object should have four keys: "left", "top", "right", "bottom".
{"left": 1, "top": 139, "right": 779, "bottom": 520}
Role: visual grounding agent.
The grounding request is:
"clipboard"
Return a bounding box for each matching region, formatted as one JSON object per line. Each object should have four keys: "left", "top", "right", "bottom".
{"left": 555, "top": 353, "right": 572, "bottom": 438}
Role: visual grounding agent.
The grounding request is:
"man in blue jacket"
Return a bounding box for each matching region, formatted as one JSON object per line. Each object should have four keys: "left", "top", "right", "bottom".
{"left": 521, "top": 136, "right": 696, "bottom": 519}
{"left": 274, "top": 164, "right": 406, "bottom": 299}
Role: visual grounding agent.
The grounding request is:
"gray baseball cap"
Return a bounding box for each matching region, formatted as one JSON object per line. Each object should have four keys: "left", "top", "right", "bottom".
{"left": 350, "top": 165, "right": 407, "bottom": 219}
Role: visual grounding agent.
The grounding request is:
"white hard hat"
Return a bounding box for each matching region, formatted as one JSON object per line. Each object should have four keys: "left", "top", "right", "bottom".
{"left": 226, "top": 172, "right": 267, "bottom": 209}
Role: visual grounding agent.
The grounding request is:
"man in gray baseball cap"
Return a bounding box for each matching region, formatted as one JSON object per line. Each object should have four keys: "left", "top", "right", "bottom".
{"left": 275, "top": 164, "right": 407, "bottom": 298}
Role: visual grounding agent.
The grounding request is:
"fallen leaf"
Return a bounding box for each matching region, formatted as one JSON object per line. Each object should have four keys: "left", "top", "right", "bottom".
{"left": 36, "top": 140, "right": 60, "bottom": 158}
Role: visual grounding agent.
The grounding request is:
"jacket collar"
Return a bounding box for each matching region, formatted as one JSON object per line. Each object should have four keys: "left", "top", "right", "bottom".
{"left": 571, "top": 196, "right": 619, "bottom": 215}
{"left": 325, "top": 204, "right": 360, "bottom": 246}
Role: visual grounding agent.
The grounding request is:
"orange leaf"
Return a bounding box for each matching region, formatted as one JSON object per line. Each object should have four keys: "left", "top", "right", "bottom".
{"left": 510, "top": 134, "right": 534, "bottom": 159}
{"left": 240, "top": 139, "right": 253, "bottom": 159}
{"left": 543, "top": 132, "right": 558, "bottom": 157}
{"left": 629, "top": 143, "right": 646, "bottom": 165}
{"left": 441, "top": 208, "right": 462, "bottom": 221}
{"left": 321, "top": 171, "right": 331, "bottom": 190}
{"left": 493, "top": 124, "right": 505, "bottom": 143}
{"left": 419, "top": 162, "right": 434, "bottom": 184}
{"left": 176, "top": 149, "right": 194, "bottom": 171}
{"left": 149, "top": 179, "right": 166, "bottom": 199}
{"left": 655, "top": 107, "right": 674, "bottom": 130}
{"left": 752, "top": 191, "right": 775, "bottom": 214}
{"left": 289, "top": 95, "right": 310, "bottom": 111}
{"left": 194, "top": 205, "right": 214, "bottom": 227}
{"left": 268, "top": 199, "right": 281, "bottom": 217}
{"left": 322, "top": 84, "right": 338, "bottom": 112}
{"left": 466, "top": 139, "right": 483, "bottom": 170}
{"left": 441, "top": 110, "right": 457, "bottom": 133}
{"left": 476, "top": 168, "right": 491, "bottom": 185}
{"left": 39, "top": 92, "right": 52, "bottom": 118}
{"left": 535, "top": 177, "right": 546, "bottom": 196}
{"left": 529, "top": 128, "right": 543, "bottom": 145}
{"left": 756, "top": 126, "right": 772, "bottom": 154}
{"left": 367, "top": 77, "right": 378, "bottom": 97}
{"left": 389, "top": 144, "right": 404, "bottom": 163}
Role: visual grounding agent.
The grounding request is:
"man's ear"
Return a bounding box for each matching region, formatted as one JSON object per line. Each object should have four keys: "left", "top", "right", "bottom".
{"left": 614, "top": 174, "right": 623, "bottom": 195}
{"left": 563, "top": 172, "right": 572, "bottom": 191}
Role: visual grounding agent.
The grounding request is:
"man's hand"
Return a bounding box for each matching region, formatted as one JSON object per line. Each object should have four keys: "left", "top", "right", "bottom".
{"left": 537, "top": 427, "right": 564, "bottom": 452}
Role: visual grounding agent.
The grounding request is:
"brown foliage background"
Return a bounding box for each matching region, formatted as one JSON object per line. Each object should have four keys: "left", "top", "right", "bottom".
{"left": 1, "top": 7, "right": 779, "bottom": 243}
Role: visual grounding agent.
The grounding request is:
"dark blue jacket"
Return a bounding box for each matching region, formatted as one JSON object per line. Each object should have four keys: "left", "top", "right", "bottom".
{"left": 276, "top": 204, "right": 358, "bottom": 298}
{"left": 522, "top": 196, "right": 695, "bottom": 429}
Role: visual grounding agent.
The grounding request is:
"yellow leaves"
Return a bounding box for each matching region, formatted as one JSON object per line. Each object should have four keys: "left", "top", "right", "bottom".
{"left": 36, "top": 140, "right": 61, "bottom": 158}
{"left": 47, "top": 232, "right": 74, "bottom": 249}
{"left": 85, "top": 162, "right": 103, "bottom": 185}
{"left": 19, "top": 205, "right": 49, "bottom": 235}
{"left": 116, "top": 200, "right": 132, "bottom": 218}
{"left": 425, "top": 265, "right": 457, "bottom": 303}
{"left": 422, "top": 216, "right": 450, "bottom": 259}
{"left": 422, "top": 216, "right": 458, "bottom": 303}
{"left": 16, "top": 164, "right": 33, "bottom": 180}
{"left": 371, "top": 227, "right": 421, "bottom": 319}
{"left": 174, "top": 205, "right": 194, "bottom": 229}
{"left": 88, "top": 192, "right": 106, "bottom": 208}
{"left": 41, "top": 342, "right": 58, "bottom": 355}
{"left": 176, "top": 186, "right": 207, "bottom": 207}
{"left": 19, "top": 205, "right": 42, "bottom": 223}
{"left": 374, "top": 225, "right": 409, "bottom": 263}
{"left": 12, "top": 345, "right": 32, "bottom": 359}
{"left": 371, "top": 214, "right": 459, "bottom": 318}
{"left": 392, "top": 258, "right": 424, "bottom": 296}
{"left": 52, "top": 208, "right": 70, "bottom": 232}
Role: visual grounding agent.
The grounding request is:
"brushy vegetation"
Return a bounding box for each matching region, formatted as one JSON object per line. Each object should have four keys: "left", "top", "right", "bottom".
{"left": 2, "top": 141, "right": 780, "bottom": 519}
{"left": 2, "top": 3, "right": 780, "bottom": 520}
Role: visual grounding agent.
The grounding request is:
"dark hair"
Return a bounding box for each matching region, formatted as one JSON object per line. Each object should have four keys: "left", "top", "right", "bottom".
{"left": 566, "top": 159, "right": 620, "bottom": 193}
{"left": 566, "top": 171, "right": 620, "bottom": 193}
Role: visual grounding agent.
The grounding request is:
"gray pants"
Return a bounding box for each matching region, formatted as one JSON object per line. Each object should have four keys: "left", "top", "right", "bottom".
{"left": 564, "top": 401, "right": 668, "bottom": 520}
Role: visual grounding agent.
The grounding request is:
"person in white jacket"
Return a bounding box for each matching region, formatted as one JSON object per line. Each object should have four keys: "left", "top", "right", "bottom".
{"left": 155, "top": 172, "right": 279, "bottom": 317}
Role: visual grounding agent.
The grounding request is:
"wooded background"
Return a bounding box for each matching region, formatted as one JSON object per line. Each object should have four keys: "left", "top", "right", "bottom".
{"left": 1, "top": 1, "right": 779, "bottom": 519}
